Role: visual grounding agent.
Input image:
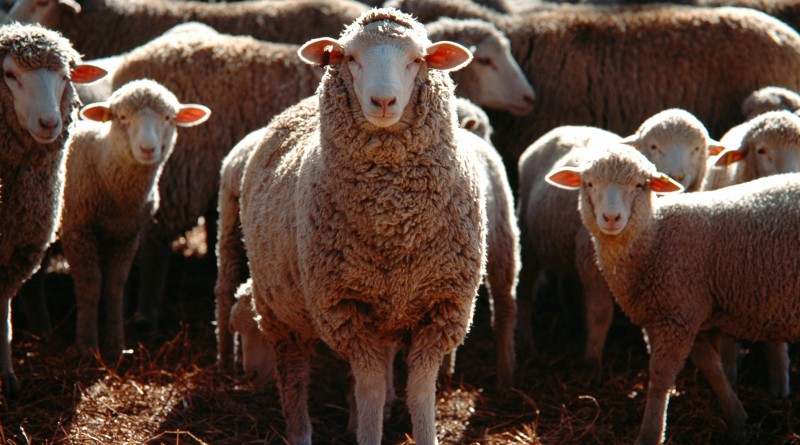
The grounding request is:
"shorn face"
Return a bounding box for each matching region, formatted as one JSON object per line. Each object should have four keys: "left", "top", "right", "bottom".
{"left": 3, "top": 54, "right": 106, "bottom": 144}
{"left": 298, "top": 18, "right": 472, "bottom": 128}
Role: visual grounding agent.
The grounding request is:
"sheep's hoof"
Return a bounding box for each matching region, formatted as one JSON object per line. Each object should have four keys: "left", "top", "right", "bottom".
{"left": 2, "top": 372, "right": 19, "bottom": 399}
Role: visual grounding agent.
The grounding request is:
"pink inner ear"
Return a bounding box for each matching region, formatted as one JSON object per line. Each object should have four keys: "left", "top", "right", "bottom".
{"left": 70, "top": 65, "right": 107, "bottom": 84}
{"left": 176, "top": 107, "right": 209, "bottom": 124}
{"left": 546, "top": 169, "right": 582, "bottom": 188}
{"left": 714, "top": 149, "right": 747, "bottom": 167}
{"left": 81, "top": 105, "right": 111, "bottom": 122}
{"left": 650, "top": 175, "right": 683, "bottom": 193}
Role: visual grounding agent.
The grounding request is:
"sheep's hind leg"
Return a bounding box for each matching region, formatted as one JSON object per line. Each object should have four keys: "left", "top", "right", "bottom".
{"left": 102, "top": 239, "right": 139, "bottom": 355}
{"left": 351, "top": 344, "right": 393, "bottom": 445}
{"left": 765, "top": 341, "right": 790, "bottom": 399}
{"left": 273, "top": 335, "right": 313, "bottom": 445}
{"left": 0, "top": 296, "right": 18, "bottom": 398}
{"left": 690, "top": 332, "right": 747, "bottom": 441}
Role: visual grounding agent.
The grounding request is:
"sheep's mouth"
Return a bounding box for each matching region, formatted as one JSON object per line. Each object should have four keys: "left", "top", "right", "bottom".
{"left": 507, "top": 103, "right": 533, "bottom": 116}
{"left": 30, "top": 129, "right": 60, "bottom": 144}
{"left": 598, "top": 222, "right": 626, "bottom": 236}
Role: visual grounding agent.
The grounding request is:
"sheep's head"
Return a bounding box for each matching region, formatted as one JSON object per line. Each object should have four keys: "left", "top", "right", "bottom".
{"left": 620, "top": 108, "right": 724, "bottom": 192}
{"left": 229, "top": 281, "right": 274, "bottom": 389}
{"left": 0, "top": 22, "right": 105, "bottom": 144}
{"left": 426, "top": 18, "right": 535, "bottom": 116}
{"left": 713, "top": 110, "right": 800, "bottom": 180}
{"left": 298, "top": 8, "right": 471, "bottom": 128}
{"left": 547, "top": 144, "right": 683, "bottom": 236}
{"left": 80, "top": 79, "right": 210, "bottom": 165}
{"left": 741, "top": 86, "right": 800, "bottom": 120}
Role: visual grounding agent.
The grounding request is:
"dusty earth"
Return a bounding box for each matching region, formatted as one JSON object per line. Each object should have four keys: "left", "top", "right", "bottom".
{"left": 0, "top": 224, "right": 798, "bottom": 445}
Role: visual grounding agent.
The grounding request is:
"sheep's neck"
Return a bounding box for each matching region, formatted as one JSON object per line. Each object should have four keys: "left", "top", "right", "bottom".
{"left": 98, "top": 144, "right": 162, "bottom": 212}
{"left": 592, "top": 219, "right": 657, "bottom": 325}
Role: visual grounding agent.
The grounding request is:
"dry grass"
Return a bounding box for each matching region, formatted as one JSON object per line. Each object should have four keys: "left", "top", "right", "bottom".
{"left": 1, "top": 228, "right": 799, "bottom": 445}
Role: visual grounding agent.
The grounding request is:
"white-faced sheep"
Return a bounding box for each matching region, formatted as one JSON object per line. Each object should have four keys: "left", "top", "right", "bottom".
{"left": 547, "top": 145, "right": 800, "bottom": 445}
{"left": 0, "top": 22, "right": 105, "bottom": 397}
{"left": 240, "top": 8, "right": 485, "bottom": 444}
{"left": 9, "top": 0, "right": 369, "bottom": 59}
{"left": 517, "top": 109, "right": 723, "bottom": 367}
{"left": 456, "top": 96, "right": 492, "bottom": 141}
{"left": 701, "top": 110, "right": 800, "bottom": 399}
{"left": 60, "top": 79, "right": 209, "bottom": 355}
{"left": 219, "top": 108, "right": 518, "bottom": 390}
{"left": 425, "top": 17, "right": 534, "bottom": 117}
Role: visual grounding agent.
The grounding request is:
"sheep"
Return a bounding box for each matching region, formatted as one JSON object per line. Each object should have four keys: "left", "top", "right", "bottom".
{"left": 239, "top": 8, "right": 485, "bottom": 444}
{"left": 8, "top": 0, "right": 369, "bottom": 59}
{"left": 517, "top": 109, "right": 723, "bottom": 367}
{"left": 228, "top": 278, "right": 274, "bottom": 388}
{"left": 385, "top": 0, "right": 512, "bottom": 24}
{"left": 741, "top": 86, "right": 800, "bottom": 120}
{"left": 700, "top": 110, "right": 800, "bottom": 399}
{"left": 217, "top": 106, "right": 518, "bottom": 389}
{"left": 547, "top": 144, "right": 800, "bottom": 445}
{"left": 425, "top": 17, "right": 535, "bottom": 116}
{"left": 60, "top": 79, "right": 209, "bottom": 355}
{"left": 0, "top": 22, "right": 106, "bottom": 397}
{"left": 392, "top": 3, "right": 800, "bottom": 188}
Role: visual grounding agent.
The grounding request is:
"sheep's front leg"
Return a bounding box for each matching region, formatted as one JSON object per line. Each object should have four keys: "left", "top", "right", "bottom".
{"left": 102, "top": 237, "right": 140, "bottom": 355}
{"left": 765, "top": 341, "right": 790, "bottom": 399}
{"left": 350, "top": 343, "right": 395, "bottom": 445}
{"left": 63, "top": 230, "right": 102, "bottom": 355}
{"left": 636, "top": 325, "right": 696, "bottom": 445}
{"left": 0, "top": 296, "right": 17, "bottom": 398}
{"left": 407, "top": 297, "right": 474, "bottom": 445}
{"left": 690, "top": 332, "right": 747, "bottom": 440}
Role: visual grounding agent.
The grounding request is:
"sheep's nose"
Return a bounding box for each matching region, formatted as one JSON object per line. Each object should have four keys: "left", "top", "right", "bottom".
{"left": 370, "top": 96, "right": 397, "bottom": 111}
{"left": 38, "top": 116, "right": 58, "bottom": 131}
{"left": 140, "top": 146, "right": 155, "bottom": 155}
{"left": 602, "top": 212, "right": 622, "bottom": 223}
{"left": 523, "top": 93, "right": 535, "bottom": 106}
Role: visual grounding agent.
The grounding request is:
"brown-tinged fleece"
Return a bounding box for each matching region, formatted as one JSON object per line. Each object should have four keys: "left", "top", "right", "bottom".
{"left": 240, "top": 8, "right": 486, "bottom": 444}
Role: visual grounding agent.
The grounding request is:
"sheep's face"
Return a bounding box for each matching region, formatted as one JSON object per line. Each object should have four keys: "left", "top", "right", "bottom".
{"left": 621, "top": 109, "right": 723, "bottom": 192}
{"left": 546, "top": 145, "right": 683, "bottom": 236}
{"left": 298, "top": 17, "right": 471, "bottom": 128}
{"left": 346, "top": 37, "right": 423, "bottom": 128}
{"left": 80, "top": 80, "right": 210, "bottom": 165}
{"left": 714, "top": 110, "right": 800, "bottom": 178}
{"left": 6, "top": 0, "right": 81, "bottom": 29}
{"left": 3, "top": 55, "right": 69, "bottom": 144}
{"left": 461, "top": 34, "right": 534, "bottom": 116}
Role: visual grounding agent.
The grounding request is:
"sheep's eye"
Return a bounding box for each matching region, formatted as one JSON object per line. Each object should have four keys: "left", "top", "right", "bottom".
{"left": 635, "top": 183, "right": 644, "bottom": 189}
{"left": 4, "top": 71, "right": 16, "bottom": 81}
{"left": 413, "top": 57, "right": 423, "bottom": 64}
{"left": 650, "top": 144, "right": 658, "bottom": 151}
{"left": 585, "top": 181, "right": 593, "bottom": 188}
{"left": 757, "top": 147, "right": 767, "bottom": 155}
{"left": 118, "top": 114, "right": 127, "bottom": 122}
{"left": 475, "top": 56, "right": 492, "bottom": 66}
{"left": 694, "top": 146, "right": 700, "bottom": 152}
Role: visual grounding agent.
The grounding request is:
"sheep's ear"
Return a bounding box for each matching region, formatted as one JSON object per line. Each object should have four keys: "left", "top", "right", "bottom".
{"left": 298, "top": 38, "right": 344, "bottom": 67}
{"left": 460, "top": 117, "right": 478, "bottom": 130}
{"left": 426, "top": 41, "right": 472, "bottom": 72}
{"left": 707, "top": 139, "right": 726, "bottom": 156}
{"left": 619, "top": 134, "right": 641, "bottom": 150}
{"left": 58, "top": 0, "right": 81, "bottom": 14}
{"left": 650, "top": 174, "right": 684, "bottom": 194}
{"left": 70, "top": 64, "right": 107, "bottom": 84}
{"left": 80, "top": 103, "right": 112, "bottom": 122}
{"left": 175, "top": 104, "right": 211, "bottom": 127}
{"left": 713, "top": 146, "right": 747, "bottom": 167}
{"left": 545, "top": 167, "right": 583, "bottom": 190}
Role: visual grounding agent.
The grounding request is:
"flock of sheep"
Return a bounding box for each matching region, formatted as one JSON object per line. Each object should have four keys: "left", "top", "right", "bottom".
{"left": 1, "top": 0, "right": 800, "bottom": 444}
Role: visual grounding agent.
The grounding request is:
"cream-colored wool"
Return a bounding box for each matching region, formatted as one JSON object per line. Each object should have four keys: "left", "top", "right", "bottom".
{"left": 12, "top": 0, "right": 368, "bottom": 59}
{"left": 556, "top": 145, "right": 800, "bottom": 445}
{"left": 741, "top": 85, "right": 800, "bottom": 120}
{"left": 0, "top": 22, "right": 87, "bottom": 397}
{"left": 61, "top": 79, "right": 208, "bottom": 356}
{"left": 109, "top": 28, "right": 324, "bottom": 335}
{"left": 456, "top": 97, "right": 493, "bottom": 140}
{"left": 240, "top": 8, "right": 485, "bottom": 444}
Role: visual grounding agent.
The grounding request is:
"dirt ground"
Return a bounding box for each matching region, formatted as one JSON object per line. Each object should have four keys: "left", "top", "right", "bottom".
{"left": 0, "top": 226, "right": 798, "bottom": 445}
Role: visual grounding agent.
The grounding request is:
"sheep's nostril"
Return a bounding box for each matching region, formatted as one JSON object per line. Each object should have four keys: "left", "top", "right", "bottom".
{"left": 370, "top": 96, "right": 397, "bottom": 110}
{"left": 39, "top": 117, "right": 58, "bottom": 131}
{"left": 523, "top": 94, "right": 535, "bottom": 105}
{"left": 602, "top": 213, "right": 621, "bottom": 223}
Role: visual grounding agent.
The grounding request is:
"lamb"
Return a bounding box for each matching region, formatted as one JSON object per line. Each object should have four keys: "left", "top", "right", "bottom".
{"left": 741, "top": 85, "right": 800, "bottom": 120}
{"left": 701, "top": 110, "right": 800, "bottom": 398}
{"left": 547, "top": 145, "right": 800, "bottom": 445}
{"left": 228, "top": 278, "right": 274, "bottom": 388}
{"left": 8, "top": 0, "right": 369, "bottom": 59}
{"left": 60, "top": 79, "right": 209, "bottom": 355}
{"left": 393, "top": 3, "right": 800, "bottom": 187}
{"left": 0, "top": 22, "right": 105, "bottom": 397}
{"left": 516, "top": 109, "right": 723, "bottom": 366}
{"left": 425, "top": 17, "right": 535, "bottom": 116}
{"left": 239, "top": 8, "right": 485, "bottom": 444}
